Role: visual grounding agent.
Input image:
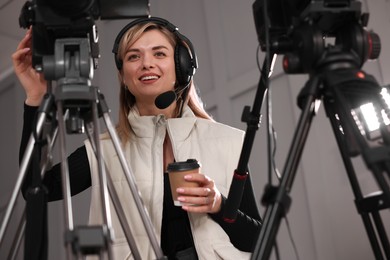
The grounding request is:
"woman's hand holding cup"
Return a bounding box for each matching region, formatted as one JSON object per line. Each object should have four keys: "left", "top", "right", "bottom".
{"left": 168, "top": 159, "right": 222, "bottom": 214}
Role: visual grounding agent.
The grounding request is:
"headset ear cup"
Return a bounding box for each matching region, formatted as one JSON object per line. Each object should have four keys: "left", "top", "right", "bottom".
{"left": 115, "top": 56, "right": 122, "bottom": 70}
{"left": 175, "top": 44, "right": 194, "bottom": 87}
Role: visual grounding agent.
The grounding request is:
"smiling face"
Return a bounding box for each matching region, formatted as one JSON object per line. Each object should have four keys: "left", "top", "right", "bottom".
{"left": 121, "top": 29, "right": 177, "bottom": 112}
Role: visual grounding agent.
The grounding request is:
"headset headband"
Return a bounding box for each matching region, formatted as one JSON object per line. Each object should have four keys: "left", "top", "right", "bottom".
{"left": 112, "top": 17, "right": 198, "bottom": 71}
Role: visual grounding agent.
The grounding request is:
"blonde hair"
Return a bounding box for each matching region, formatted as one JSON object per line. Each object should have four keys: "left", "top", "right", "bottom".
{"left": 115, "top": 21, "right": 213, "bottom": 143}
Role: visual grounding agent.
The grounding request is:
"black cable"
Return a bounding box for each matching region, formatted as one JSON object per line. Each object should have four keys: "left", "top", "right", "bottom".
{"left": 284, "top": 214, "right": 301, "bottom": 260}
{"left": 260, "top": 0, "right": 273, "bottom": 186}
{"left": 260, "top": 1, "right": 282, "bottom": 259}
{"left": 259, "top": 1, "right": 300, "bottom": 259}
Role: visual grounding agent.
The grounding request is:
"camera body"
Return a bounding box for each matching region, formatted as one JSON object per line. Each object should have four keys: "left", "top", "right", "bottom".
{"left": 19, "top": 0, "right": 149, "bottom": 71}
{"left": 252, "top": 0, "right": 380, "bottom": 74}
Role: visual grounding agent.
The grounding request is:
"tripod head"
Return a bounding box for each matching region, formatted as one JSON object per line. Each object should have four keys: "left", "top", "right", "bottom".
{"left": 17, "top": 0, "right": 150, "bottom": 134}
{"left": 253, "top": 0, "right": 381, "bottom": 74}
{"left": 253, "top": 0, "right": 388, "bottom": 154}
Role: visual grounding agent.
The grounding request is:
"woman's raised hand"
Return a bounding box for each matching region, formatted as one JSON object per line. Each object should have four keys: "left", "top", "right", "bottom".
{"left": 12, "top": 27, "right": 47, "bottom": 106}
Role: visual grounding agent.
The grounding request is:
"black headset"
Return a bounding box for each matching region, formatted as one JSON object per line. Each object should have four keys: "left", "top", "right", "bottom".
{"left": 112, "top": 17, "right": 198, "bottom": 88}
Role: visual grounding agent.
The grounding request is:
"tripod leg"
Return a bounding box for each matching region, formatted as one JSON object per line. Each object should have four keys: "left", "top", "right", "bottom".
{"left": 56, "top": 101, "right": 76, "bottom": 259}
{"left": 89, "top": 99, "right": 115, "bottom": 259}
{"left": 98, "top": 93, "right": 166, "bottom": 260}
{"left": 251, "top": 76, "right": 322, "bottom": 260}
{"left": 8, "top": 121, "right": 60, "bottom": 260}
{"left": 369, "top": 164, "right": 390, "bottom": 200}
{"left": 85, "top": 128, "right": 143, "bottom": 260}
{"left": 106, "top": 175, "right": 143, "bottom": 260}
{"left": 372, "top": 211, "right": 390, "bottom": 258}
{"left": 324, "top": 95, "right": 390, "bottom": 260}
{"left": 0, "top": 94, "right": 54, "bottom": 246}
{"left": 88, "top": 137, "right": 143, "bottom": 259}
{"left": 7, "top": 211, "right": 25, "bottom": 260}
{"left": 55, "top": 95, "right": 116, "bottom": 259}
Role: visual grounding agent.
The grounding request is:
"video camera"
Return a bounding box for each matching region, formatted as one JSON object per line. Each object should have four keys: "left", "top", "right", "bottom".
{"left": 18, "top": 0, "right": 149, "bottom": 72}
{"left": 252, "top": 0, "right": 381, "bottom": 73}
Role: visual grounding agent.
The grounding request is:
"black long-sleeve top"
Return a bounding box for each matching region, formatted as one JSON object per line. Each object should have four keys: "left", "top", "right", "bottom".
{"left": 20, "top": 104, "right": 262, "bottom": 257}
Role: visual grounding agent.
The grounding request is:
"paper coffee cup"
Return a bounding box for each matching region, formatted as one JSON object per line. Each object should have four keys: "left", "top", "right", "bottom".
{"left": 167, "top": 159, "right": 201, "bottom": 206}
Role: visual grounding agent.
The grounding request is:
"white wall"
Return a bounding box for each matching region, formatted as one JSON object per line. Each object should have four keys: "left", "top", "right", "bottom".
{"left": 1, "top": 0, "right": 389, "bottom": 259}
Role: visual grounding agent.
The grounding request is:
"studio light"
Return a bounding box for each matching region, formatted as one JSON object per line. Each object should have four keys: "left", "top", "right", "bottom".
{"left": 353, "top": 86, "right": 390, "bottom": 141}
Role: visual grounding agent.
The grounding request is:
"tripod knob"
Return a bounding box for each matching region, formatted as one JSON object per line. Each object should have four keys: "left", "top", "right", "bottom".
{"left": 336, "top": 23, "right": 382, "bottom": 66}
{"left": 282, "top": 54, "right": 302, "bottom": 74}
{"left": 367, "top": 31, "right": 381, "bottom": 60}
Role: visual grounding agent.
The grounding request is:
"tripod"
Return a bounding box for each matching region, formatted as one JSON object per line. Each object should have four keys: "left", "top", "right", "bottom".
{"left": 0, "top": 37, "right": 166, "bottom": 259}
{"left": 251, "top": 47, "right": 390, "bottom": 260}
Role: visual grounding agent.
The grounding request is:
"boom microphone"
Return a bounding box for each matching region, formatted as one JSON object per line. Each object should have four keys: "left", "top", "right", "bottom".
{"left": 155, "top": 90, "right": 177, "bottom": 109}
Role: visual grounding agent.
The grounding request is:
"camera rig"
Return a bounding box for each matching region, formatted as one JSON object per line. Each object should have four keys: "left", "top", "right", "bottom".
{"left": 0, "top": 1, "right": 171, "bottom": 260}
{"left": 224, "top": 0, "right": 389, "bottom": 259}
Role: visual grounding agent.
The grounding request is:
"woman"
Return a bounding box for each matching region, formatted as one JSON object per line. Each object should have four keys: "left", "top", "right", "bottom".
{"left": 14, "top": 17, "right": 262, "bottom": 260}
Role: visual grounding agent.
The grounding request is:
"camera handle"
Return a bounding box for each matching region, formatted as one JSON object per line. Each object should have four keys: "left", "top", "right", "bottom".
{"left": 251, "top": 49, "right": 390, "bottom": 260}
